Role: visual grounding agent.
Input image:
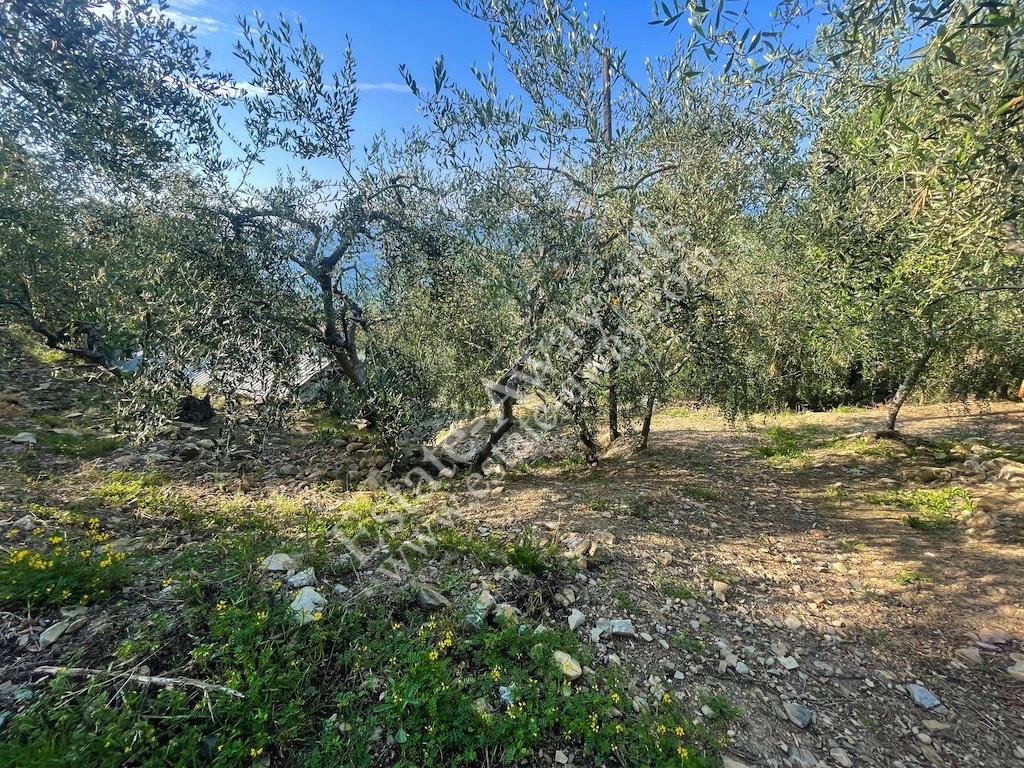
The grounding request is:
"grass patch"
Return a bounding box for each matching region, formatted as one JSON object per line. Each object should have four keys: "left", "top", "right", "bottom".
{"left": 0, "top": 425, "right": 121, "bottom": 458}
{"left": 895, "top": 570, "right": 934, "bottom": 586}
{"left": 0, "top": 522, "right": 132, "bottom": 609}
{"left": 837, "top": 538, "right": 862, "bottom": 553}
{"left": 431, "top": 527, "right": 506, "bottom": 566}
{"left": 837, "top": 437, "right": 908, "bottom": 459}
{"left": 515, "top": 455, "right": 587, "bottom": 475}
{"left": 586, "top": 498, "right": 616, "bottom": 513}
{"left": 0, "top": 531, "right": 722, "bottom": 768}
{"left": 751, "top": 425, "right": 834, "bottom": 464}
{"left": 864, "top": 487, "right": 974, "bottom": 531}
{"left": 93, "top": 470, "right": 169, "bottom": 504}
{"left": 506, "top": 529, "right": 558, "bottom": 576}
{"left": 613, "top": 589, "right": 640, "bottom": 613}
{"left": 658, "top": 577, "right": 698, "bottom": 600}
{"left": 678, "top": 484, "right": 722, "bottom": 503}
{"left": 699, "top": 693, "right": 742, "bottom": 722}
{"left": 672, "top": 631, "right": 704, "bottom": 654}
{"left": 705, "top": 567, "right": 737, "bottom": 585}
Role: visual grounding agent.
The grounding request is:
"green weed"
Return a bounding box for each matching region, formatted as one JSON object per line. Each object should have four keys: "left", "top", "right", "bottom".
{"left": 0, "top": 524, "right": 132, "bottom": 608}
{"left": 864, "top": 487, "right": 974, "bottom": 531}
{"left": 0, "top": 548, "right": 720, "bottom": 768}
{"left": 895, "top": 570, "right": 933, "bottom": 586}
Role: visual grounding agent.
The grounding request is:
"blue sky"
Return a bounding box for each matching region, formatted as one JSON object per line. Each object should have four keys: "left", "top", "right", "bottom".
{"left": 166, "top": 0, "right": 785, "bottom": 182}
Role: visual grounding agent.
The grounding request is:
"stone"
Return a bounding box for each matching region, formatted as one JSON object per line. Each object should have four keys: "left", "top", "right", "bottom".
{"left": 554, "top": 750, "right": 569, "bottom": 765}
{"left": 734, "top": 661, "right": 750, "bottom": 675}
{"left": 39, "top": 620, "right": 71, "bottom": 648}
{"left": 11, "top": 515, "right": 39, "bottom": 531}
{"left": 955, "top": 646, "right": 982, "bottom": 665}
{"left": 919, "top": 744, "right": 943, "bottom": 767}
{"left": 779, "top": 655, "right": 800, "bottom": 670}
{"left": 1007, "top": 661, "right": 1024, "bottom": 682}
{"left": 473, "top": 696, "right": 492, "bottom": 718}
{"left": 829, "top": 748, "right": 853, "bottom": 768}
{"left": 289, "top": 587, "right": 326, "bottom": 624}
{"left": 722, "top": 757, "right": 753, "bottom": 768}
{"left": 277, "top": 463, "right": 298, "bottom": 476}
{"left": 602, "top": 618, "right": 636, "bottom": 637}
{"left": 713, "top": 580, "right": 729, "bottom": 602}
{"left": 286, "top": 568, "right": 317, "bottom": 588}
{"left": 553, "top": 650, "right": 582, "bottom": 680}
{"left": 783, "top": 701, "right": 815, "bottom": 728}
{"left": 12, "top": 431, "right": 37, "bottom": 444}
{"left": 567, "top": 609, "right": 586, "bottom": 631}
{"left": 921, "top": 719, "right": 949, "bottom": 732}
{"left": 906, "top": 683, "right": 941, "bottom": 710}
{"left": 470, "top": 590, "right": 496, "bottom": 623}
{"left": 976, "top": 627, "right": 1010, "bottom": 644}
{"left": 493, "top": 602, "right": 520, "bottom": 623}
{"left": 175, "top": 442, "right": 201, "bottom": 460}
{"left": 415, "top": 587, "right": 451, "bottom": 611}
{"left": 783, "top": 615, "right": 803, "bottom": 631}
{"left": 333, "top": 583, "right": 350, "bottom": 596}
{"left": 156, "top": 585, "right": 176, "bottom": 602}
{"left": 260, "top": 553, "right": 297, "bottom": 572}
{"left": 787, "top": 744, "right": 818, "bottom": 768}
{"left": 640, "top": 632, "right": 654, "bottom": 642}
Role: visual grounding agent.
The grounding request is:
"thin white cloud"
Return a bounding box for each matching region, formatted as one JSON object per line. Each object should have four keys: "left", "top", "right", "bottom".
{"left": 356, "top": 82, "right": 413, "bottom": 94}
{"left": 216, "top": 81, "right": 269, "bottom": 99}
{"left": 164, "top": 9, "right": 228, "bottom": 36}
{"left": 89, "top": 1, "right": 228, "bottom": 36}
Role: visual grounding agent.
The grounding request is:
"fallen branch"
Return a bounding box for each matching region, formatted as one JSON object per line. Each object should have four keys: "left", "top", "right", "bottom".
{"left": 33, "top": 666, "right": 244, "bottom": 698}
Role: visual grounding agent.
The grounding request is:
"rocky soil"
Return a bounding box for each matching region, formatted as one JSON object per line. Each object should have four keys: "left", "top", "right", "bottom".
{"left": 460, "top": 403, "right": 1024, "bottom": 767}
{"left": 1, "top": 331, "right": 1022, "bottom": 767}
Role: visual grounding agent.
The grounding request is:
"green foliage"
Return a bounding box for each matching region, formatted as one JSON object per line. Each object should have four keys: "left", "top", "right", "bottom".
{"left": 864, "top": 487, "right": 974, "bottom": 531}
{"left": 753, "top": 426, "right": 830, "bottom": 460}
{"left": 0, "top": 534, "right": 720, "bottom": 768}
{"left": 20, "top": 430, "right": 122, "bottom": 458}
{"left": 672, "top": 631, "right": 705, "bottom": 654}
{"left": 0, "top": 527, "right": 132, "bottom": 609}
{"left": 506, "top": 529, "right": 558, "bottom": 576}
{"left": 895, "top": 570, "right": 934, "bottom": 586}
{"left": 659, "top": 578, "right": 698, "bottom": 600}
{"left": 698, "top": 693, "right": 742, "bottom": 723}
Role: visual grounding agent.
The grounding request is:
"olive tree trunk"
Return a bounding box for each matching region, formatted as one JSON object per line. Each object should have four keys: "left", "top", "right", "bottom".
{"left": 884, "top": 345, "right": 935, "bottom": 433}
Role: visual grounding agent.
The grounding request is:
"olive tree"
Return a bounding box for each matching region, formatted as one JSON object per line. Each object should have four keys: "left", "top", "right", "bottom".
{"left": 805, "top": 0, "right": 1024, "bottom": 431}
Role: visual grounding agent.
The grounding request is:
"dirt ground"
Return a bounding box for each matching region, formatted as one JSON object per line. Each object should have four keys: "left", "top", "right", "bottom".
{"left": 1, "top": 326, "right": 1022, "bottom": 768}
{"left": 461, "top": 402, "right": 1024, "bottom": 767}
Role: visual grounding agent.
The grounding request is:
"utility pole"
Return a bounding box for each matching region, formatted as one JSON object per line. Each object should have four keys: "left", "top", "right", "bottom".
{"left": 603, "top": 49, "right": 620, "bottom": 441}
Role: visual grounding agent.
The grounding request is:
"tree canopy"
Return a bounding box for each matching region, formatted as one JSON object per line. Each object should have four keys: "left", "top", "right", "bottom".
{"left": 2, "top": 0, "right": 1022, "bottom": 457}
